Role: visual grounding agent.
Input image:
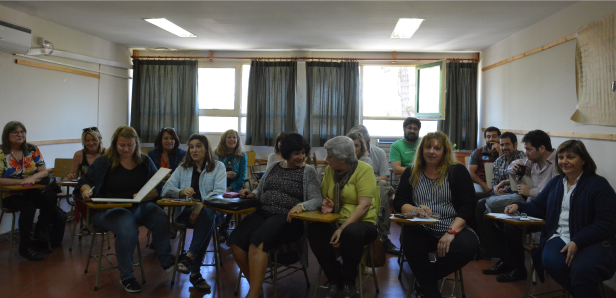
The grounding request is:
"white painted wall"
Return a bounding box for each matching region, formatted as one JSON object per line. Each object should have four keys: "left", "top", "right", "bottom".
{"left": 481, "top": 2, "right": 616, "bottom": 289}
{"left": 0, "top": 5, "right": 131, "bottom": 234}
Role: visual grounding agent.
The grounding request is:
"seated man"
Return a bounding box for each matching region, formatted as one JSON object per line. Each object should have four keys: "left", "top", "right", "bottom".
{"left": 469, "top": 126, "right": 502, "bottom": 193}
{"left": 481, "top": 130, "right": 557, "bottom": 282}
{"left": 348, "top": 125, "right": 399, "bottom": 255}
{"left": 475, "top": 132, "right": 526, "bottom": 258}
{"left": 390, "top": 117, "right": 421, "bottom": 176}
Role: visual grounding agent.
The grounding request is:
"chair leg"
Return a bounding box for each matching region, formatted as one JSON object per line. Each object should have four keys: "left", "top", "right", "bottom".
{"left": 171, "top": 229, "right": 186, "bottom": 286}
{"left": 94, "top": 233, "right": 105, "bottom": 291}
{"left": 358, "top": 260, "right": 363, "bottom": 298}
{"left": 408, "top": 274, "right": 415, "bottom": 298}
{"left": 107, "top": 231, "right": 111, "bottom": 249}
{"left": 523, "top": 265, "right": 535, "bottom": 298}
{"left": 234, "top": 270, "right": 243, "bottom": 296}
{"left": 301, "top": 261, "right": 311, "bottom": 289}
{"left": 69, "top": 211, "right": 79, "bottom": 251}
{"left": 213, "top": 228, "right": 221, "bottom": 286}
{"left": 458, "top": 269, "right": 466, "bottom": 298}
{"left": 369, "top": 245, "right": 379, "bottom": 293}
{"left": 312, "top": 267, "right": 323, "bottom": 298}
{"left": 136, "top": 241, "right": 145, "bottom": 284}
{"left": 84, "top": 231, "right": 97, "bottom": 273}
{"left": 8, "top": 212, "right": 16, "bottom": 262}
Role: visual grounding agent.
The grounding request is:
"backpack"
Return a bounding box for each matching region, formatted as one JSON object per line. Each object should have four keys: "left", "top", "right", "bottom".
{"left": 49, "top": 206, "right": 67, "bottom": 247}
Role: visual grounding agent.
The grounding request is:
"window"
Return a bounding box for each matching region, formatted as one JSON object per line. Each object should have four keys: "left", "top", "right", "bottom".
{"left": 197, "top": 64, "right": 250, "bottom": 134}
{"left": 361, "top": 63, "right": 445, "bottom": 138}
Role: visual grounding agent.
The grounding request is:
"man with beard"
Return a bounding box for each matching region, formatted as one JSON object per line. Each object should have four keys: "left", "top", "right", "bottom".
{"left": 469, "top": 126, "right": 502, "bottom": 193}
{"left": 390, "top": 117, "right": 421, "bottom": 176}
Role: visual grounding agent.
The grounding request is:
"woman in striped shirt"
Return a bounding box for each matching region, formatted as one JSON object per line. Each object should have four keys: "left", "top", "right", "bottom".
{"left": 393, "top": 131, "right": 478, "bottom": 298}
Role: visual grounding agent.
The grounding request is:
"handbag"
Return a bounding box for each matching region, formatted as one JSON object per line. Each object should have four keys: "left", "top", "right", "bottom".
{"left": 369, "top": 237, "right": 386, "bottom": 268}
{"left": 204, "top": 195, "right": 259, "bottom": 211}
{"left": 37, "top": 173, "right": 61, "bottom": 194}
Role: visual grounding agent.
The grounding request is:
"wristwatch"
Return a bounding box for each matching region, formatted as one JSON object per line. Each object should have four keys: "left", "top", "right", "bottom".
{"left": 446, "top": 228, "right": 458, "bottom": 236}
{"left": 299, "top": 204, "right": 305, "bottom": 211}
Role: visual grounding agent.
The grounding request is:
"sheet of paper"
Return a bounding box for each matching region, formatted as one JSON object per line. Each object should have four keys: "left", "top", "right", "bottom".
{"left": 91, "top": 167, "right": 171, "bottom": 203}
{"left": 487, "top": 213, "right": 542, "bottom": 221}
{"left": 389, "top": 215, "right": 439, "bottom": 222}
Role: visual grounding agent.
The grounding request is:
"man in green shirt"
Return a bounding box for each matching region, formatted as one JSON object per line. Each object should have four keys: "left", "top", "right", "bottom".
{"left": 390, "top": 117, "right": 421, "bottom": 175}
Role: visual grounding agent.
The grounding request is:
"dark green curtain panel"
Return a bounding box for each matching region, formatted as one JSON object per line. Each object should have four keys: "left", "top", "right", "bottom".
{"left": 130, "top": 59, "right": 198, "bottom": 143}
{"left": 305, "top": 61, "right": 359, "bottom": 147}
{"left": 245, "top": 61, "right": 297, "bottom": 146}
{"left": 438, "top": 62, "right": 478, "bottom": 150}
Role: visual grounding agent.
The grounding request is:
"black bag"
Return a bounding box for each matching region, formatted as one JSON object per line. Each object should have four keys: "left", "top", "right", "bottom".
{"left": 203, "top": 197, "right": 259, "bottom": 211}
{"left": 49, "top": 206, "right": 67, "bottom": 247}
{"left": 38, "top": 174, "right": 61, "bottom": 194}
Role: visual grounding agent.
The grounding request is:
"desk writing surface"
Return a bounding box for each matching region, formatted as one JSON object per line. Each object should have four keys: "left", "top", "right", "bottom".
{"left": 486, "top": 213, "right": 545, "bottom": 226}
{"left": 390, "top": 215, "right": 438, "bottom": 225}
{"left": 157, "top": 198, "right": 198, "bottom": 206}
{"left": 290, "top": 211, "right": 341, "bottom": 223}
{"left": 85, "top": 201, "right": 132, "bottom": 210}
{"left": 205, "top": 206, "right": 256, "bottom": 215}
{"left": 0, "top": 184, "right": 45, "bottom": 192}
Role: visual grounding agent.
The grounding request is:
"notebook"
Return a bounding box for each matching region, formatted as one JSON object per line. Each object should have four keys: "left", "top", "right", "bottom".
{"left": 91, "top": 168, "right": 171, "bottom": 203}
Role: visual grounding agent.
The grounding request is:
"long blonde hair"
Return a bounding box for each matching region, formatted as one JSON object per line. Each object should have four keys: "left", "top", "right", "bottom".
{"left": 105, "top": 126, "right": 143, "bottom": 169}
{"left": 409, "top": 131, "right": 458, "bottom": 187}
{"left": 215, "top": 129, "right": 244, "bottom": 158}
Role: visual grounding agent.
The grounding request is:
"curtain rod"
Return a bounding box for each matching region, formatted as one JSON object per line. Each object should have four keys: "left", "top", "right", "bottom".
{"left": 130, "top": 55, "right": 478, "bottom": 63}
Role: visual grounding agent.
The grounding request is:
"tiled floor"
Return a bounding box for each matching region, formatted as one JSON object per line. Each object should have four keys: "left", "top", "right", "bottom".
{"left": 0, "top": 215, "right": 613, "bottom": 298}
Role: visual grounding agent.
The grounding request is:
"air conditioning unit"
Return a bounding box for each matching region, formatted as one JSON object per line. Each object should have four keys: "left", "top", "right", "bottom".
{"left": 0, "top": 20, "right": 31, "bottom": 54}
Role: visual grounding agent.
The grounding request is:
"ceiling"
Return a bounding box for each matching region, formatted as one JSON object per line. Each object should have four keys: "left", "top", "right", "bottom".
{"left": 0, "top": 1, "right": 576, "bottom": 52}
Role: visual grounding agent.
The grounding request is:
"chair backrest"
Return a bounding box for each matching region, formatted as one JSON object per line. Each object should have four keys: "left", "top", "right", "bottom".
{"left": 54, "top": 158, "right": 73, "bottom": 179}
{"left": 484, "top": 162, "right": 494, "bottom": 189}
{"left": 140, "top": 146, "right": 154, "bottom": 155}
{"left": 377, "top": 138, "right": 396, "bottom": 164}
{"left": 246, "top": 151, "right": 256, "bottom": 167}
{"left": 464, "top": 156, "right": 470, "bottom": 169}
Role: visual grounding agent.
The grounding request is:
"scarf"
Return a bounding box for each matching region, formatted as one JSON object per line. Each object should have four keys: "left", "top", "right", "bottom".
{"left": 332, "top": 161, "right": 358, "bottom": 214}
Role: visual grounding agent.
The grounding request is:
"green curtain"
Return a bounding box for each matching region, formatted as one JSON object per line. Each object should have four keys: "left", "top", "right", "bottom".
{"left": 438, "top": 62, "right": 478, "bottom": 150}
{"left": 305, "top": 61, "right": 359, "bottom": 147}
{"left": 245, "top": 61, "right": 297, "bottom": 146}
{"left": 130, "top": 59, "right": 198, "bottom": 143}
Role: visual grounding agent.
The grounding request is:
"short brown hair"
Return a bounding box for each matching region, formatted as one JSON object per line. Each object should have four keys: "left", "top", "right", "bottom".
{"left": 555, "top": 140, "right": 596, "bottom": 176}
{"left": 154, "top": 128, "right": 180, "bottom": 152}
{"left": 1, "top": 121, "right": 28, "bottom": 154}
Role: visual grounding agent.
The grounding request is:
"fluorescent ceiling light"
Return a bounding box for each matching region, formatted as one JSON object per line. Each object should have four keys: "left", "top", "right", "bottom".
{"left": 390, "top": 18, "right": 424, "bottom": 39}
{"left": 144, "top": 18, "right": 197, "bottom": 38}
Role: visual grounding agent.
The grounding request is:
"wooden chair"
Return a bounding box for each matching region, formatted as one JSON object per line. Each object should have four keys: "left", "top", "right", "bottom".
{"left": 398, "top": 248, "right": 466, "bottom": 298}
{"left": 244, "top": 151, "right": 257, "bottom": 190}
{"left": 484, "top": 162, "right": 495, "bottom": 189}
{"left": 84, "top": 202, "right": 145, "bottom": 291}
{"left": 0, "top": 197, "right": 19, "bottom": 261}
{"left": 53, "top": 158, "right": 75, "bottom": 209}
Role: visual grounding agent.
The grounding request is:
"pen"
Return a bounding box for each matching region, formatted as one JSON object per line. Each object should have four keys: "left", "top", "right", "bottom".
{"left": 87, "top": 186, "right": 95, "bottom": 197}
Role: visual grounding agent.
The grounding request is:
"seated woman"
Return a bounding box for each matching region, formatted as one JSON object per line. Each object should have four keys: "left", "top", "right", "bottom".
{"left": 505, "top": 140, "right": 616, "bottom": 298}
{"left": 393, "top": 131, "right": 478, "bottom": 298}
{"left": 214, "top": 129, "right": 247, "bottom": 240}
{"left": 147, "top": 127, "right": 187, "bottom": 177}
{"left": 229, "top": 133, "right": 321, "bottom": 298}
{"left": 266, "top": 132, "right": 286, "bottom": 167}
{"left": 347, "top": 132, "right": 373, "bottom": 166}
{"left": 67, "top": 127, "right": 106, "bottom": 234}
{"left": 161, "top": 134, "right": 226, "bottom": 291}
{"left": 74, "top": 126, "right": 174, "bottom": 293}
{"left": 0, "top": 121, "right": 58, "bottom": 261}
{"left": 308, "top": 136, "right": 378, "bottom": 298}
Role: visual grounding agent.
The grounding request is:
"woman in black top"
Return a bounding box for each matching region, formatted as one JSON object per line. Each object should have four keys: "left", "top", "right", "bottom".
{"left": 74, "top": 126, "right": 174, "bottom": 293}
{"left": 393, "top": 131, "right": 478, "bottom": 298}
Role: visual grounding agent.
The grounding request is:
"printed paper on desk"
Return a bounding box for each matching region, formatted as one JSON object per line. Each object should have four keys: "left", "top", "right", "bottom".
{"left": 91, "top": 168, "right": 171, "bottom": 203}
{"left": 407, "top": 217, "right": 439, "bottom": 222}
{"left": 487, "top": 213, "right": 542, "bottom": 221}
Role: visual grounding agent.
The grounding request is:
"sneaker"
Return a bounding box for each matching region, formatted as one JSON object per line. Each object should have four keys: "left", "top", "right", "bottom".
{"left": 120, "top": 277, "right": 142, "bottom": 293}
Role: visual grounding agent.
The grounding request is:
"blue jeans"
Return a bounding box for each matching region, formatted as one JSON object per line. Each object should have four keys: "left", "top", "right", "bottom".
{"left": 543, "top": 237, "right": 616, "bottom": 298}
{"left": 92, "top": 201, "right": 174, "bottom": 280}
{"left": 175, "top": 206, "right": 223, "bottom": 274}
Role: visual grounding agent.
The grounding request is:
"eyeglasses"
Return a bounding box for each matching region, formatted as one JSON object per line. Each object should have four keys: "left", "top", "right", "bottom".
{"left": 161, "top": 127, "right": 175, "bottom": 131}
{"left": 83, "top": 127, "right": 99, "bottom": 132}
{"left": 10, "top": 131, "right": 26, "bottom": 136}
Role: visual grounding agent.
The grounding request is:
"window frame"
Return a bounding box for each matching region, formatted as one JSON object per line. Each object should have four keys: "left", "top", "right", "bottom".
{"left": 197, "top": 62, "right": 250, "bottom": 134}
{"left": 415, "top": 59, "right": 447, "bottom": 119}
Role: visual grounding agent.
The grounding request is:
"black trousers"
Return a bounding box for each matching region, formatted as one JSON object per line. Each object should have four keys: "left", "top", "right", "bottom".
{"left": 307, "top": 221, "right": 377, "bottom": 286}
{"left": 228, "top": 211, "right": 303, "bottom": 252}
{"left": 476, "top": 197, "right": 503, "bottom": 256}
{"left": 401, "top": 225, "right": 479, "bottom": 298}
{"left": 3, "top": 189, "right": 58, "bottom": 250}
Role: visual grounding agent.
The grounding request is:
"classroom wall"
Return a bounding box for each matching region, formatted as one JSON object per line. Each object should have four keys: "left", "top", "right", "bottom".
{"left": 480, "top": 2, "right": 616, "bottom": 288}
{"left": 0, "top": 5, "right": 131, "bottom": 234}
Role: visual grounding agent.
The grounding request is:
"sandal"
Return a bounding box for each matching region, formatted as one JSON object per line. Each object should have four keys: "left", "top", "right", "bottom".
{"left": 177, "top": 253, "right": 193, "bottom": 274}
{"left": 189, "top": 273, "right": 211, "bottom": 291}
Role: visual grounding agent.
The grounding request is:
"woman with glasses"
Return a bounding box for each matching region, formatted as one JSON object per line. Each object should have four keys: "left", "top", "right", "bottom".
{"left": 148, "top": 128, "right": 187, "bottom": 178}
{"left": 74, "top": 126, "right": 174, "bottom": 293}
{"left": 0, "top": 121, "right": 58, "bottom": 261}
{"left": 214, "top": 129, "right": 247, "bottom": 242}
{"left": 161, "top": 134, "right": 226, "bottom": 291}
{"left": 347, "top": 132, "right": 373, "bottom": 166}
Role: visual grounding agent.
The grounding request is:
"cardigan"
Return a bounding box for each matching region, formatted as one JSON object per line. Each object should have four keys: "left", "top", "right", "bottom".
{"left": 161, "top": 161, "right": 227, "bottom": 220}
{"left": 252, "top": 161, "right": 323, "bottom": 268}
{"left": 393, "top": 163, "right": 476, "bottom": 225}
{"left": 515, "top": 173, "right": 616, "bottom": 281}
{"left": 147, "top": 148, "right": 187, "bottom": 172}
{"left": 215, "top": 152, "right": 247, "bottom": 192}
{"left": 73, "top": 154, "right": 161, "bottom": 201}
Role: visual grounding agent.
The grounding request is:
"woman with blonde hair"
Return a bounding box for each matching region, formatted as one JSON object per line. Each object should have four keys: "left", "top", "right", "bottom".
{"left": 393, "top": 131, "right": 478, "bottom": 298}
{"left": 74, "top": 126, "right": 174, "bottom": 293}
{"left": 215, "top": 129, "right": 247, "bottom": 241}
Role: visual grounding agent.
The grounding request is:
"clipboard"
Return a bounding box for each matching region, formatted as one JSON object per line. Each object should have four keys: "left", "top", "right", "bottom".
{"left": 91, "top": 168, "right": 171, "bottom": 203}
